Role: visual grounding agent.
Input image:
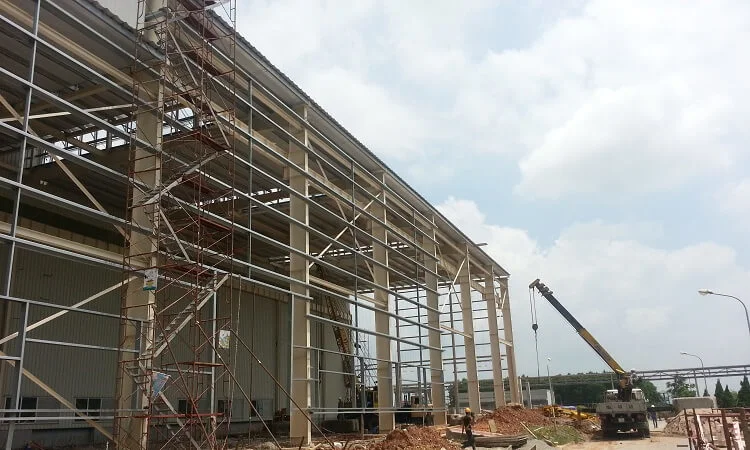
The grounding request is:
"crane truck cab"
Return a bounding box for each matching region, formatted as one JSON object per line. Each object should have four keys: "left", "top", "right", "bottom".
{"left": 596, "top": 388, "right": 649, "bottom": 438}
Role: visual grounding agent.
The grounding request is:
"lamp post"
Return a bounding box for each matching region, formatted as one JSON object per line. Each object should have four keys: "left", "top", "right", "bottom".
{"left": 698, "top": 289, "right": 750, "bottom": 340}
{"left": 547, "top": 357, "right": 556, "bottom": 429}
{"left": 680, "top": 351, "right": 707, "bottom": 395}
{"left": 546, "top": 358, "right": 554, "bottom": 405}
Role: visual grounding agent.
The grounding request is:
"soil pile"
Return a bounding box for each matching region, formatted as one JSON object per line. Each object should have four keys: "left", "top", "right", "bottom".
{"left": 366, "top": 426, "right": 460, "bottom": 450}
{"left": 474, "top": 406, "right": 552, "bottom": 434}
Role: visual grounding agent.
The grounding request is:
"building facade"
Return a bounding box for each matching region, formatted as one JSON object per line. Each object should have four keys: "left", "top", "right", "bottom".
{"left": 0, "top": 0, "right": 519, "bottom": 448}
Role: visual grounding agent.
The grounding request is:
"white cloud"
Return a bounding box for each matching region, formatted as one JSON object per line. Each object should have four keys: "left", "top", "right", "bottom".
{"left": 515, "top": 83, "right": 735, "bottom": 198}
{"left": 380, "top": 0, "right": 494, "bottom": 84}
{"left": 452, "top": 0, "right": 749, "bottom": 198}
{"left": 301, "top": 67, "right": 432, "bottom": 160}
{"left": 240, "top": 0, "right": 750, "bottom": 198}
{"left": 717, "top": 178, "right": 750, "bottom": 219}
{"left": 237, "top": 0, "right": 377, "bottom": 71}
{"left": 625, "top": 307, "right": 671, "bottom": 334}
{"left": 437, "top": 197, "right": 750, "bottom": 375}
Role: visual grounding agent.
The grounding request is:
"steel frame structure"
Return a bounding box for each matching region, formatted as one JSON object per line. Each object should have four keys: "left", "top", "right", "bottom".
{"left": 0, "top": 0, "right": 520, "bottom": 448}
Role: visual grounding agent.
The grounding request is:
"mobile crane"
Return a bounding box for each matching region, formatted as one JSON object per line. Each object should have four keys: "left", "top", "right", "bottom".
{"left": 529, "top": 279, "right": 650, "bottom": 438}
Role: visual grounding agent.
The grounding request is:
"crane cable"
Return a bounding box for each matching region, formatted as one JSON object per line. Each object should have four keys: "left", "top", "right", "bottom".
{"left": 529, "top": 288, "right": 540, "bottom": 378}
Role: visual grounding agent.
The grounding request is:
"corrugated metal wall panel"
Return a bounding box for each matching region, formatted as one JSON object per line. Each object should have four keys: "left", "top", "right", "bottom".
{"left": 0, "top": 247, "right": 346, "bottom": 424}
{"left": 320, "top": 324, "right": 345, "bottom": 420}
{"left": 252, "top": 296, "right": 282, "bottom": 417}
{"left": 4, "top": 248, "right": 122, "bottom": 405}
{"left": 276, "top": 300, "right": 290, "bottom": 412}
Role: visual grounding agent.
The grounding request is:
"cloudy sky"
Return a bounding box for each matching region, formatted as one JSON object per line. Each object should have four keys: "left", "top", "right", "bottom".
{"left": 236, "top": 1, "right": 750, "bottom": 383}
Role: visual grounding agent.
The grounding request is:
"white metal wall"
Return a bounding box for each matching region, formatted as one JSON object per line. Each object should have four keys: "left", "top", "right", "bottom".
{"left": 0, "top": 248, "right": 345, "bottom": 427}
{"left": 2, "top": 247, "right": 121, "bottom": 405}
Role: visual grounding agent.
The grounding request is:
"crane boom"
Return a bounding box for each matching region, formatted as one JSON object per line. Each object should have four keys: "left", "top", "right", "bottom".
{"left": 529, "top": 278, "right": 625, "bottom": 375}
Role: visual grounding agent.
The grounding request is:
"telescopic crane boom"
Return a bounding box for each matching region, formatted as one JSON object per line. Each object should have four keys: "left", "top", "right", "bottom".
{"left": 528, "top": 278, "right": 625, "bottom": 376}
{"left": 529, "top": 279, "right": 649, "bottom": 438}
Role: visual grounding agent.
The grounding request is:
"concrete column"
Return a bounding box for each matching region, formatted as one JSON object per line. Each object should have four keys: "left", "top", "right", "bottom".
{"left": 459, "top": 250, "right": 480, "bottom": 413}
{"left": 484, "top": 270, "right": 505, "bottom": 408}
{"left": 289, "top": 107, "right": 311, "bottom": 445}
{"left": 372, "top": 187, "right": 394, "bottom": 432}
{"left": 117, "top": 75, "right": 163, "bottom": 448}
{"left": 422, "top": 223, "right": 446, "bottom": 425}
{"left": 499, "top": 278, "right": 520, "bottom": 403}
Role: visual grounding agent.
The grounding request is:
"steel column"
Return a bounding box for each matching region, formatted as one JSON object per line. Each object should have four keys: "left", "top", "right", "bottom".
{"left": 288, "top": 106, "right": 311, "bottom": 445}
{"left": 500, "top": 278, "right": 520, "bottom": 403}
{"left": 2, "top": 1, "right": 40, "bottom": 447}
{"left": 485, "top": 270, "right": 506, "bottom": 408}
{"left": 372, "top": 182, "right": 394, "bottom": 432}
{"left": 459, "top": 247, "right": 480, "bottom": 414}
{"left": 422, "top": 220, "right": 446, "bottom": 424}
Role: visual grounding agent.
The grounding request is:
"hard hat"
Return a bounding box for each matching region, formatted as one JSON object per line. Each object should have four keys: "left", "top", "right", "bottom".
{"left": 465, "top": 407, "right": 471, "bottom": 413}
{"left": 651, "top": 405, "right": 655, "bottom": 407}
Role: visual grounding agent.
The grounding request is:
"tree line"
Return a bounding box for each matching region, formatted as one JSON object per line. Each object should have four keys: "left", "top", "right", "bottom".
{"left": 714, "top": 376, "right": 750, "bottom": 408}
{"left": 449, "top": 374, "right": 750, "bottom": 408}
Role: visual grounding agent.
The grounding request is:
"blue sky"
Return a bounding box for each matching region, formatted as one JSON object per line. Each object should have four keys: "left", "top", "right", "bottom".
{"left": 236, "top": 0, "right": 750, "bottom": 387}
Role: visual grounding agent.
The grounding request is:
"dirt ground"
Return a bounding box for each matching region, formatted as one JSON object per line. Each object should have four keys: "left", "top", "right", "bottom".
{"left": 564, "top": 434, "right": 686, "bottom": 449}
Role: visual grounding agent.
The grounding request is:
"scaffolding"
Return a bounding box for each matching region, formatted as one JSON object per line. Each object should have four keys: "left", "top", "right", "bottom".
{"left": 115, "top": 0, "right": 239, "bottom": 448}
{"left": 0, "top": 1, "right": 520, "bottom": 449}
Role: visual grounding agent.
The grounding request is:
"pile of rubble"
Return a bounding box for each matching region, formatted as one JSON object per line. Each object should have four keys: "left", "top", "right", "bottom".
{"left": 366, "top": 426, "right": 460, "bottom": 450}
{"left": 572, "top": 418, "right": 601, "bottom": 434}
{"left": 663, "top": 409, "right": 725, "bottom": 436}
{"left": 663, "top": 415, "right": 689, "bottom": 435}
{"left": 474, "top": 406, "right": 552, "bottom": 434}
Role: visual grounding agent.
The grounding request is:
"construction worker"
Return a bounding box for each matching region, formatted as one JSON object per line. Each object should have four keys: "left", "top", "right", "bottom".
{"left": 647, "top": 405, "right": 657, "bottom": 428}
{"left": 461, "top": 407, "right": 476, "bottom": 450}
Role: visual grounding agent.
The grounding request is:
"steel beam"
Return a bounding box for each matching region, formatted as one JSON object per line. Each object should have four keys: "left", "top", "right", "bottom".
{"left": 0, "top": 91, "right": 125, "bottom": 239}
{"left": 0, "top": 349, "right": 113, "bottom": 441}
{"left": 0, "top": 277, "right": 135, "bottom": 347}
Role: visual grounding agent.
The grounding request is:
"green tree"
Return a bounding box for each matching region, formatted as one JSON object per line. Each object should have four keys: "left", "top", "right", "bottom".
{"left": 738, "top": 376, "right": 750, "bottom": 407}
{"left": 553, "top": 382, "right": 610, "bottom": 405}
{"left": 704, "top": 388, "right": 710, "bottom": 397}
{"left": 724, "top": 385, "right": 737, "bottom": 407}
{"left": 635, "top": 379, "right": 660, "bottom": 404}
{"left": 715, "top": 380, "right": 727, "bottom": 407}
{"left": 449, "top": 378, "right": 468, "bottom": 407}
{"left": 668, "top": 375, "right": 696, "bottom": 398}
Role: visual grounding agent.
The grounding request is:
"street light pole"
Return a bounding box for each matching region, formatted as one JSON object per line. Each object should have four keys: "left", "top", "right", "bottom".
{"left": 680, "top": 351, "right": 708, "bottom": 395}
{"left": 547, "top": 357, "right": 556, "bottom": 429}
{"left": 698, "top": 289, "right": 750, "bottom": 340}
